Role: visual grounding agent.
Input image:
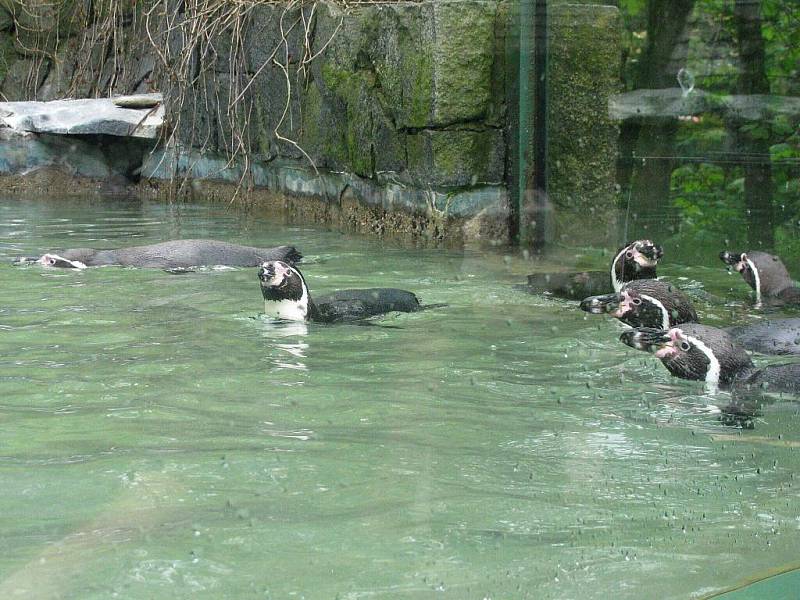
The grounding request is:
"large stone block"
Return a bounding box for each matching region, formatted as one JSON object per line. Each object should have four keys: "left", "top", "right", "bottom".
{"left": 547, "top": 4, "right": 621, "bottom": 229}
{"left": 4, "top": 0, "right": 90, "bottom": 57}
{"left": 300, "top": 4, "right": 402, "bottom": 175}
{"left": 0, "top": 30, "right": 15, "bottom": 83}
{"left": 303, "top": 1, "right": 502, "bottom": 182}
{"left": 367, "top": 2, "right": 435, "bottom": 129}
{"left": 430, "top": 1, "right": 497, "bottom": 125}
{"left": 368, "top": 0, "right": 498, "bottom": 128}
{"left": 250, "top": 61, "right": 307, "bottom": 162}
{"left": 298, "top": 78, "right": 347, "bottom": 168}
{"left": 38, "top": 37, "right": 78, "bottom": 100}
{"left": 406, "top": 129, "right": 505, "bottom": 187}
{"left": 246, "top": 3, "right": 311, "bottom": 73}
{"left": 0, "top": 4, "right": 12, "bottom": 31}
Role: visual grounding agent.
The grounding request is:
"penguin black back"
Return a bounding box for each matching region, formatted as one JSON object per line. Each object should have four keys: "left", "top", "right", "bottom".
{"left": 258, "top": 260, "right": 424, "bottom": 323}
{"left": 521, "top": 239, "right": 663, "bottom": 300}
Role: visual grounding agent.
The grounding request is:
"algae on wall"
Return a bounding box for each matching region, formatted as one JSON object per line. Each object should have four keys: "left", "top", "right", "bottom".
{"left": 300, "top": 1, "right": 506, "bottom": 187}
{"left": 0, "top": 0, "right": 624, "bottom": 248}
{"left": 546, "top": 3, "right": 622, "bottom": 244}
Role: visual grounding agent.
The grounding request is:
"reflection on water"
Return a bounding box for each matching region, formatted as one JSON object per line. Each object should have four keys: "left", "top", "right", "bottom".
{"left": 1, "top": 197, "right": 800, "bottom": 599}
{"left": 257, "top": 318, "right": 309, "bottom": 372}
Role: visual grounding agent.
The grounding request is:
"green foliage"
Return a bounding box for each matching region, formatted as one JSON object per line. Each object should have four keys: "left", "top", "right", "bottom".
{"left": 617, "top": 0, "right": 647, "bottom": 90}
{"left": 620, "top": 0, "right": 800, "bottom": 248}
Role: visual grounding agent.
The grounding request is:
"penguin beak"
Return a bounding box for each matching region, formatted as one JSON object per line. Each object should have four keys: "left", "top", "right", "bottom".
{"left": 12, "top": 256, "right": 40, "bottom": 266}
{"left": 580, "top": 292, "right": 621, "bottom": 315}
{"left": 620, "top": 327, "right": 671, "bottom": 353}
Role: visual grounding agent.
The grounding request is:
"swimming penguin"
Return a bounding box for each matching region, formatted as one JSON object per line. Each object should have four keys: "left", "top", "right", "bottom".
{"left": 15, "top": 239, "right": 302, "bottom": 270}
{"left": 580, "top": 279, "right": 697, "bottom": 330}
{"left": 719, "top": 250, "right": 800, "bottom": 305}
{"left": 620, "top": 323, "right": 800, "bottom": 394}
{"left": 520, "top": 240, "right": 663, "bottom": 300}
{"left": 258, "top": 260, "right": 434, "bottom": 323}
{"left": 582, "top": 279, "right": 800, "bottom": 356}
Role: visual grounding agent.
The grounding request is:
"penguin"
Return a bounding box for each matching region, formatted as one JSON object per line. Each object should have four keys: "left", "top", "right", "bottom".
{"left": 581, "top": 279, "right": 800, "bottom": 356}
{"left": 719, "top": 250, "right": 800, "bottom": 305}
{"left": 620, "top": 323, "right": 800, "bottom": 394}
{"left": 620, "top": 324, "right": 754, "bottom": 385}
{"left": 257, "top": 260, "right": 435, "bottom": 323}
{"left": 579, "top": 279, "right": 697, "bottom": 330}
{"left": 519, "top": 239, "right": 663, "bottom": 300}
{"left": 15, "top": 239, "right": 302, "bottom": 270}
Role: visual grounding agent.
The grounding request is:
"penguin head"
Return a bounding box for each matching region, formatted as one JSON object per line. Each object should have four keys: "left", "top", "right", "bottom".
{"left": 579, "top": 291, "right": 622, "bottom": 315}
{"left": 36, "top": 253, "right": 87, "bottom": 269}
{"left": 720, "top": 250, "right": 757, "bottom": 289}
{"left": 582, "top": 279, "right": 694, "bottom": 330}
{"left": 620, "top": 323, "right": 754, "bottom": 385}
{"left": 581, "top": 287, "right": 667, "bottom": 329}
{"left": 629, "top": 240, "right": 664, "bottom": 267}
{"left": 611, "top": 240, "right": 663, "bottom": 291}
{"left": 258, "top": 260, "right": 310, "bottom": 321}
{"left": 720, "top": 250, "right": 792, "bottom": 299}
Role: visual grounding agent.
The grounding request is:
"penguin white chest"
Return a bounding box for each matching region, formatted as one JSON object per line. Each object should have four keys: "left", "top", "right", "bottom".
{"left": 264, "top": 298, "right": 308, "bottom": 321}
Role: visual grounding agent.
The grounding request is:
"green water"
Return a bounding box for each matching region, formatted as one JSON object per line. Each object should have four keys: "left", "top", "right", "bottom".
{"left": 2, "top": 196, "right": 800, "bottom": 599}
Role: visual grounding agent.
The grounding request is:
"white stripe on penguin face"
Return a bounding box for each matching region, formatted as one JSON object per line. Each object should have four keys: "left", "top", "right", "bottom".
{"left": 682, "top": 333, "right": 721, "bottom": 384}
{"left": 610, "top": 246, "right": 629, "bottom": 292}
{"left": 640, "top": 293, "right": 670, "bottom": 329}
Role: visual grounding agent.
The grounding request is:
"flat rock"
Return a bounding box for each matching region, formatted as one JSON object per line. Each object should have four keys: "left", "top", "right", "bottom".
{"left": 0, "top": 93, "right": 164, "bottom": 138}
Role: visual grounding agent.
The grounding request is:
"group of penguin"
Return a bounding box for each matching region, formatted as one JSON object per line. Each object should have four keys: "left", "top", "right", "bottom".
{"left": 261, "top": 239, "right": 800, "bottom": 387}
{"left": 260, "top": 240, "right": 800, "bottom": 426}
{"left": 519, "top": 240, "right": 800, "bottom": 417}
{"left": 20, "top": 235, "right": 800, "bottom": 420}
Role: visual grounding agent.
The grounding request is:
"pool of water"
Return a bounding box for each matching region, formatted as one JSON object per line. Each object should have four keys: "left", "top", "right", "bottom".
{"left": 1, "top": 196, "right": 800, "bottom": 599}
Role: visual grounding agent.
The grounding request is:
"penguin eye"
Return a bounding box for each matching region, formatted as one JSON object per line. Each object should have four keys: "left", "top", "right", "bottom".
{"left": 625, "top": 251, "right": 634, "bottom": 259}
{"left": 631, "top": 297, "right": 642, "bottom": 305}
{"left": 680, "top": 341, "right": 691, "bottom": 352}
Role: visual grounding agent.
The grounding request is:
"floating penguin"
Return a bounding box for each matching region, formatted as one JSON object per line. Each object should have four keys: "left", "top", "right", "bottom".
{"left": 15, "top": 239, "right": 301, "bottom": 270}
{"left": 620, "top": 323, "right": 800, "bottom": 394}
{"left": 719, "top": 250, "right": 800, "bottom": 305}
{"left": 519, "top": 240, "right": 663, "bottom": 300}
{"left": 580, "top": 279, "right": 697, "bottom": 330}
{"left": 258, "top": 260, "right": 442, "bottom": 323}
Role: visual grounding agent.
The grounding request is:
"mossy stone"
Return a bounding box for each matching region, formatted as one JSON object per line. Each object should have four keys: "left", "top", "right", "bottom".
{"left": 431, "top": 1, "right": 497, "bottom": 125}
{"left": 406, "top": 129, "right": 504, "bottom": 187}
{"left": 547, "top": 4, "right": 621, "bottom": 223}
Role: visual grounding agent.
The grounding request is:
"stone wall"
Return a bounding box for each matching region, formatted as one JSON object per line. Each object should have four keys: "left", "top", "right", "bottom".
{"left": 546, "top": 3, "right": 622, "bottom": 245}
{"left": 0, "top": 0, "right": 622, "bottom": 247}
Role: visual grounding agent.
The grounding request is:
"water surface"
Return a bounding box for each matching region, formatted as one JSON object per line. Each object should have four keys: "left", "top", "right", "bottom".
{"left": 1, "top": 196, "right": 800, "bottom": 599}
